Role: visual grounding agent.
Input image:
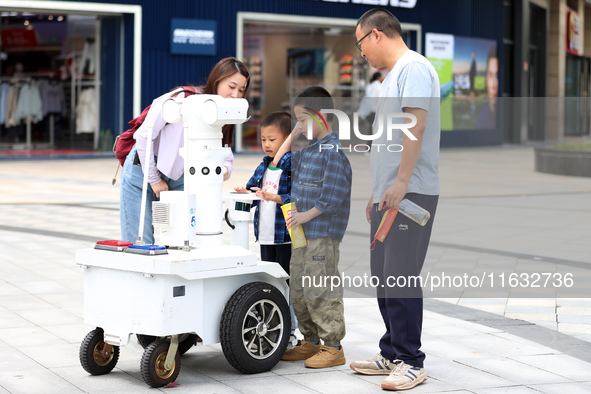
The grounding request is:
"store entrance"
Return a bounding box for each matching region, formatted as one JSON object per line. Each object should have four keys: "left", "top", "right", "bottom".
{"left": 527, "top": 3, "right": 546, "bottom": 141}
{"left": 240, "top": 23, "right": 363, "bottom": 151}
{"left": 0, "top": 10, "right": 124, "bottom": 155}
{"left": 236, "top": 12, "right": 420, "bottom": 152}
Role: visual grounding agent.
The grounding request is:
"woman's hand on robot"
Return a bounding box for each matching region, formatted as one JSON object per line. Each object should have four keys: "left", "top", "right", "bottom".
{"left": 234, "top": 186, "right": 250, "bottom": 193}
{"left": 151, "top": 180, "right": 169, "bottom": 199}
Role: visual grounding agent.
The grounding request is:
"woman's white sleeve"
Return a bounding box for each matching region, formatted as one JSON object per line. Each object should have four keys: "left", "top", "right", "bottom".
{"left": 135, "top": 96, "right": 168, "bottom": 184}
{"left": 223, "top": 150, "right": 234, "bottom": 179}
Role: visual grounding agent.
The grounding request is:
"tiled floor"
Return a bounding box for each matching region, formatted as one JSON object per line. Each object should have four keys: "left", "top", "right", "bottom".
{"left": 1, "top": 147, "right": 591, "bottom": 392}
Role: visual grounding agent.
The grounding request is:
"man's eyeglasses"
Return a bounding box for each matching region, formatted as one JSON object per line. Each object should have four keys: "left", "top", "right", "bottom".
{"left": 356, "top": 29, "right": 382, "bottom": 51}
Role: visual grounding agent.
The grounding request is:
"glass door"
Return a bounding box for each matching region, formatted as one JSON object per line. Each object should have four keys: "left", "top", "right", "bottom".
{"left": 565, "top": 54, "right": 582, "bottom": 136}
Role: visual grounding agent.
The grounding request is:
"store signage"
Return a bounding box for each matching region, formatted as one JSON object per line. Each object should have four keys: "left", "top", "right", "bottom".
{"left": 566, "top": 8, "right": 579, "bottom": 55}
{"left": 426, "top": 33, "right": 453, "bottom": 59}
{"left": 171, "top": 19, "right": 216, "bottom": 55}
{"left": 321, "top": 0, "right": 417, "bottom": 9}
{"left": 1, "top": 29, "right": 38, "bottom": 48}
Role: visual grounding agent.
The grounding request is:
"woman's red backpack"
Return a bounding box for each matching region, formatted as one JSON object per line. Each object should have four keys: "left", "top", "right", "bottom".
{"left": 113, "top": 105, "right": 152, "bottom": 166}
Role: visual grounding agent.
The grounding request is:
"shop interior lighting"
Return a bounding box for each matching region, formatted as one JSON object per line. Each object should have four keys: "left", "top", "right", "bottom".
{"left": 325, "top": 27, "right": 343, "bottom": 36}
{"left": 57, "top": 16, "right": 64, "bottom": 22}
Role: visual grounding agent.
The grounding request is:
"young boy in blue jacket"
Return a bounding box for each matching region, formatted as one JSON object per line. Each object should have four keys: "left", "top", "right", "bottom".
{"left": 235, "top": 111, "right": 292, "bottom": 269}
{"left": 234, "top": 111, "right": 297, "bottom": 343}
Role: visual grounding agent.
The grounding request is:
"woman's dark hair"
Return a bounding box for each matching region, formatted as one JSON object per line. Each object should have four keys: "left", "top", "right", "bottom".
{"left": 207, "top": 57, "right": 250, "bottom": 147}
{"left": 370, "top": 72, "right": 382, "bottom": 82}
{"left": 203, "top": 57, "right": 250, "bottom": 97}
{"left": 261, "top": 111, "right": 291, "bottom": 137}
{"left": 170, "top": 57, "right": 250, "bottom": 147}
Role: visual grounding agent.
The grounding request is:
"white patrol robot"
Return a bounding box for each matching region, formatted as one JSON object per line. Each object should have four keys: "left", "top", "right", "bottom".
{"left": 77, "top": 94, "right": 290, "bottom": 388}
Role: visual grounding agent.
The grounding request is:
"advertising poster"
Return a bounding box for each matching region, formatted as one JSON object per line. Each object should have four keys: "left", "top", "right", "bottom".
{"left": 566, "top": 8, "right": 580, "bottom": 55}
{"left": 427, "top": 33, "right": 498, "bottom": 130}
{"left": 426, "top": 33, "right": 453, "bottom": 130}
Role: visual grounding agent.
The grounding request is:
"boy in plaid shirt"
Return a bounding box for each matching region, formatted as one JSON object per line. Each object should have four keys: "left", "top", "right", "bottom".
{"left": 281, "top": 86, "right": 352, "bottom": 369}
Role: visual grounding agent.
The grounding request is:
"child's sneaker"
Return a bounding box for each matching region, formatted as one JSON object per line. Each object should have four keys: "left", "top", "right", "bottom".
{"left": 350, "top": 353, "right": 395, "bottom": 375}
{"left": 304, "top": 345, "right": 346, "bottom": 368}
{"left": 286, "top": 334, "right": 298, "bottom": 350}
{"left": 381, "top": 360, "right": 427, "bottom": 390}
{"left": 281, "top": 340, "right": 321, "bottom": 361}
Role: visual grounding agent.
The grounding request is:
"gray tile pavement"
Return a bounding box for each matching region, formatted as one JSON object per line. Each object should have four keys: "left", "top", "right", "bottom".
{"left": 0, "top": 146, "right": 591, "bottom": 392}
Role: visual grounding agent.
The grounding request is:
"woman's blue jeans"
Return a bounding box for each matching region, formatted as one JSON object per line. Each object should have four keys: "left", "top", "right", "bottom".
{"left": 119, "top": 146, "right": 184, "bottom": 245}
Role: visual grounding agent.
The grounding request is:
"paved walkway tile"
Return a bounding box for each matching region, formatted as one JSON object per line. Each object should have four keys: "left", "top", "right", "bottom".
{"left": 1, "top": 147, "right": 590, "bottom": 392}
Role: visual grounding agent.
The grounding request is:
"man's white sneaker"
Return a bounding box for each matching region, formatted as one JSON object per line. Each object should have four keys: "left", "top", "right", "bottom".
{"left": 381, "top": 360, "right": 427, "bottom": 390}
{"left": 349, "top": 353, "right": 396, "bottom": 375}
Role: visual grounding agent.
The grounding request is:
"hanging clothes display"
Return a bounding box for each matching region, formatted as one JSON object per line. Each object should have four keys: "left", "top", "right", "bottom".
{"left": 0, "top": 83, "right": 8, "bottom": 125}
{"left": 38, "top": 79, "right": 66, "bottom": 116}
{"left": 0, "top": 12, "right": 104, "bottom": 151}
{"left": 76, "top": 87, "right": 97, "bottom": 134}
{"left": 14, "top": 82, "right": 43, "bottom": 123}
{"left": 4, "top": 83, "right": 20, "bottom": 127}
{"left": 79, "top": 39, "right": 96, "bottom": 75}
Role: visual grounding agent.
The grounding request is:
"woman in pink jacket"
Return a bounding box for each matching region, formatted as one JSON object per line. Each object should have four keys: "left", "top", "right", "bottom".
{"left": 120, "top": 57, "right": 250, "bottom": 244}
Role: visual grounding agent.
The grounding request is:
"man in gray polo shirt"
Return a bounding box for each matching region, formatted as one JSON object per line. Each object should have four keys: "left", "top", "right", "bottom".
{"left": 349, "top": 8, "right": 440, "bottom": 391}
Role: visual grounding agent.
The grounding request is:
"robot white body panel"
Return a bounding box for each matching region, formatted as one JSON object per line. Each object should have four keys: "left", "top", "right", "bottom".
{"left": 225, "top": 192, "right": 262, "bottom": 250}
{"left": 77, "top": 95, "right": 290, "bottom": 388}
{"left": 156, "top": 94, "right": 247, "bottom": 248}
{"left": 78, "top": 247, "right": 287, "bottom": 346}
